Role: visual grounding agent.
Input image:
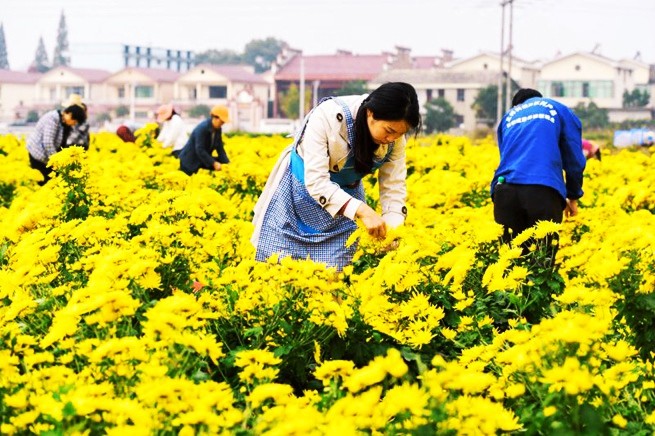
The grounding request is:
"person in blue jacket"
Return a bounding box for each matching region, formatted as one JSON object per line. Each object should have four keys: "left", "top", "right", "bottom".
{"left": 491, "top": 88, "right": 586, "bottom": 247}
{"left": 178, "top": 105, "right": 230, "bottom": 175}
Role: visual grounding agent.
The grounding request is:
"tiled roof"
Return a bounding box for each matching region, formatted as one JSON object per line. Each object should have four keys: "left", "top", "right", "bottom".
{"left": 190, "top": 64, "right": 269, "bottom": 84}
{"left": 275, "top": 54, "right": 389, "bottom": 81}
{"left": 0, "top": 69, "right": 42, "bottom": 84}
{"left": 54, "top": 67, "right": 113, "bottom": 83}
{"left": 125, "top": 67, "right": 181, "bottom": 82}
{"left": 412, "top": 56, "right": 440, "bottom": 69}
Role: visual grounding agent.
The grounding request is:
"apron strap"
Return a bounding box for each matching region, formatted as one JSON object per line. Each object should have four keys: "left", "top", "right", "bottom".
{"left": 294, "top": 97, "right": 355, "bottom": 147}
{"left": 329, "top": 97, "right": 355, "bottom": 147}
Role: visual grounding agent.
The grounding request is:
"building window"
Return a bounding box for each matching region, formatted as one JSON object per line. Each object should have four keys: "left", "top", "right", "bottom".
{"left": 582, "top": 82, "right": 590, "bottom": 97}
{"left": 64, "top": 86, "right": 84, "bottom": 98}
{"left": 135, "top": 85, "right": 154, "bottom": 98}
{"left": 551, "top": 82, "right": 565, "bottom": 97}
{"left": 118, "top": 87, "right": 125, "bottom": 98}
{"left": 209, "top": 85, "right": 227, "bottom": 99}
{"left": 539, "top": 80, "right": 614, "bottom": 99}
{"left": 594, "top": 81, "right": 614, "bottom": 98}
{"left": 457, "top": 89, "right": 465, "bottom": 101}
{"left": 455, "top": 114, "right": 464, "bottom": 125}
{"left": 426, "top": 89, "right": 433, "bottom": 101}
{"left": 438, "top": 89, "right": 445, "bottom": 98}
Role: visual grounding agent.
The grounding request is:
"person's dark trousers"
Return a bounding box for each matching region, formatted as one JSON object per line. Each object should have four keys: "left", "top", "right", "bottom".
{"left": 493, "top": 183, "right": 565, "bottom": 266}
{"left": 172, "top": 150, "right": 181, "bottom": 158}
{"left": 179, "top": 162, "right": 196, "bottom": 176}
{"left": 493, "top": 183, "right": 567, "bottom": 323}
{"left": 28, "top": 154, "right": 52, "bottom": 186}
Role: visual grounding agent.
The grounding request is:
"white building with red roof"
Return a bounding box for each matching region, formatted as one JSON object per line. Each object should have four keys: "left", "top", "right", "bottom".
{"left": 34, "top": 67, "right": 112, "bottom": 110}
{"left": 174, "top": 64, "right": 271, "bottom": 131}
{"left": 0, "top": 47, "right": 651, "bottom": 129}
{"left": 104, "top": 67, "right": 180, "bottom": 119}
{"left": 0, "top": 69, "right": 42, "bottom": 121}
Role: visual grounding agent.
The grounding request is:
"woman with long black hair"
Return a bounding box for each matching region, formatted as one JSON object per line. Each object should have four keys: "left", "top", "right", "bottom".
{"left": 251, "top": 82, "right": 421, "bottom": 270}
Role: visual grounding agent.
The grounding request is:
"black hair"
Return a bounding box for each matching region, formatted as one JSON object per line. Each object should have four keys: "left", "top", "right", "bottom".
{"left": 353, "top": 82, "right": 421, "bottom": 174}
{"left": 512, "top": 88, "right": 543, "bottom": 107}
{"left": 63, "top": 104, "right": 87, "bottom": 124}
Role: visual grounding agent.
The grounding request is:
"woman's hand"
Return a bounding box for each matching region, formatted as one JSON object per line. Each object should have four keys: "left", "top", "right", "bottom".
{"left": 213, "top": 161, "right": 222, "bottom": 171}
{"left": 356, "top": 203, "right": 387, "bottom": 239}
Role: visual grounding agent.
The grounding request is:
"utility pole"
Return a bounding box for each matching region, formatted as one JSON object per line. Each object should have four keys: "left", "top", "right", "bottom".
{"left": 496, "top": 0, "right": 508, "bottom": 126}
{"left": 299, "top": 52, "right": 305, "bottom": 122}
{"left": 497, "top": 0, "right": 515, "bottom": 125}
{"left": 505, "top": 0, "right": 514, "bottom": 113}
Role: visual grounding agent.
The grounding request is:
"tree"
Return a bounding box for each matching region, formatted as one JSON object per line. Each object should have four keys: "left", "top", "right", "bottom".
{"left": 573, "top": 101, "right": 609, "bottom": 129}
{"left": 115, "top": 105, "right": 130, "bottom": 117}
{"left": 424, "top": 98, "right": 458, "bottom": 133}
{"left": 95, "top": 112, "right": 112, "bottom": 124}
{"left": 622, "top": 89, "right": 650, "bottom": 108}
{"left": 470, "top": 80, "right": 520, "bottom": 127}
{"left": 188, "top": 104, "right": 211, "bottom": 118}
{"left": 194, "top": 49, "right": 242, "bottom": 65}
{"left": 30, "top": 36, "right": 50, "bottom": 73}
{"left": 472, "top": 85, "right": 498, "bottom": 126}
{"left": 193, "top": 37, "right": 286, "bottom": 72}
{"left": 26, "top": 110, "right": 40, "bottom": 123}
{"left": 334, "top": 80, "right": 369, "bottom": 96}
{"left": 279, "top": 84, "right": 312, "bottom": 119}
{"left": 243, "top": 37, "right": 286, "bottom": 73}
{"left": 635, "top": 89, "right": 650, "bottom": 107}
{"left": 0, "top": 23, "right": 9, "bottom": 69}
{"left": 52, "top": 10, "right": 70, "bottom": 67}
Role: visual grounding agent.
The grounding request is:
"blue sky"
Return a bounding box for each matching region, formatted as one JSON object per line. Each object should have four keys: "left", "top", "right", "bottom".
{"left": 2, "top": 0, "right": 654, "bottom": 71}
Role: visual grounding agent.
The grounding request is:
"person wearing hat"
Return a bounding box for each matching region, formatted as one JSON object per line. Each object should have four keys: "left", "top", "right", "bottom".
{"left": 178, "top": 105, "right": 230, "bottom": 175}
{"left": 61, "top": 94, "right": 90, "bottom": 150}
{"left": 582, "top": 139, "right": 601, "bottom": 160}
{"left": 155, "top": 103, "right": 187, "bottom": 157}
{"left": 26, "top": 104, "right": 88, "bottom": 185}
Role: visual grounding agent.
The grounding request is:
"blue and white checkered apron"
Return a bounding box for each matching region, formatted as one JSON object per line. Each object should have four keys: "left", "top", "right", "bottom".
{"left": 255, "top": 97, "right": 393, "bottom": 270}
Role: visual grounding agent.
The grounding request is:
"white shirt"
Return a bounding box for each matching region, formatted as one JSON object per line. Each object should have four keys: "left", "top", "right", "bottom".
{"left": 157, "top": 114, "right": 187, "bottom": 151}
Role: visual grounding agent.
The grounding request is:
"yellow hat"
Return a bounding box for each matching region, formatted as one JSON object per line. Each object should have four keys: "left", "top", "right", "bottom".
{"left": 62, "top": 93, "right": 84, "bottom": 108}
{"left": 210, "top": 105, "right": 230, "bottom": 123}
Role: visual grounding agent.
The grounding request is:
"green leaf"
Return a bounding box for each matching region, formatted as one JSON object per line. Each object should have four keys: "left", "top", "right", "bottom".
{"left": 62, "top": 401, "right": 76, "bottom": 418}
{"left": 191, "top": 370, "right": 209, "bottom": 382}
{"left": 243, "top": 326, "right": 263, "bottom": 338}
{"left": 274, "top": 345, "right": 293, "bottom": 357}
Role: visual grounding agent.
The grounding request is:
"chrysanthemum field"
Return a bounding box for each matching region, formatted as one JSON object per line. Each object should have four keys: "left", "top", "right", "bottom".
{"left": 1, "top": 126, "right": 655, "bottom": 435}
